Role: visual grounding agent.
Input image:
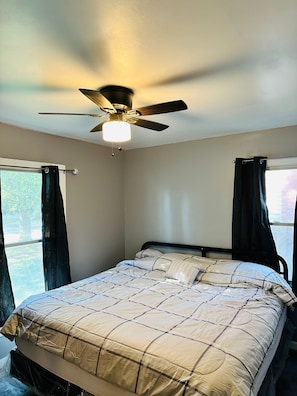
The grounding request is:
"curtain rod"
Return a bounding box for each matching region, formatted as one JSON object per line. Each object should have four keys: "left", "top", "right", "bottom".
{"left": 234, "top": 157, "right": 297, "bottom": 169}
{"left": 233, "top": 158, "right": 267, "bottom": 164}
{"left": 0, "top": 164, "right": 78, "bottom": 175}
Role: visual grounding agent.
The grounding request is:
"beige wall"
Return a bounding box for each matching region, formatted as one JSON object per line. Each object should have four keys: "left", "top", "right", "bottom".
{"left": 124, "top": 126, "right": 297, "bottom": 257}
{"left": 0, "top": 123, "right": 125, "bottom": 281}
{"left": 1, "top": 123, "right": 297, "bottom": 273}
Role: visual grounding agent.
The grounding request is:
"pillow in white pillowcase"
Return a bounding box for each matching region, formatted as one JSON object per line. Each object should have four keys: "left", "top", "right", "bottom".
{"left": 166, "top": 260, "right": 200, "bottom": 285}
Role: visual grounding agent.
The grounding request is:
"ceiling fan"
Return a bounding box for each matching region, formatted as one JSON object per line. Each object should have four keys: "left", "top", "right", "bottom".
{"left": 39, "top": 85, "right": 188, "bottom": 137}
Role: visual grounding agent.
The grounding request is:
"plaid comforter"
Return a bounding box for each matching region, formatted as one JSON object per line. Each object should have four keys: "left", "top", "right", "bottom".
{"left": 2, "top": 254, "right": 297, "bottom": 396}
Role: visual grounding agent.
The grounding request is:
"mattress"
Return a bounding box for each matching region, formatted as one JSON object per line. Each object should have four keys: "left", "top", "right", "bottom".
{"left": 15, "top": 337, "right": 134, "bottom": 396}
{"left": 15, "top": 307, "right": 287, "bottom": 396}
{"left": 2, "top": 253, "right": 296, "bottom": 395}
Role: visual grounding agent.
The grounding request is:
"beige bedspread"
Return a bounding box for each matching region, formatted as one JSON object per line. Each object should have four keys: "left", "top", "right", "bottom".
{"left": 2, "top": 254, "right": 296, "bottom": 395}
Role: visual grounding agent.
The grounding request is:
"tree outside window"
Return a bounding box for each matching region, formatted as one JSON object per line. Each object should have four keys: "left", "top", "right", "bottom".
{"left": 1, "top": 170, "right": 44, "bottom": 306}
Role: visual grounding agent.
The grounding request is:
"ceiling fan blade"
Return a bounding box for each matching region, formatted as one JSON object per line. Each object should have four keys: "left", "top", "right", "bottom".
{"left": 133, "top": 118, "right": 169, "bottom": 131}
{"left": 148, "top": 56, "right": 255, "bottom": 87}
{"left": 90, "top": 122, "right": 105, "bottom": 132}
{"left": 133, "top": 100, "right": 187, "bottom": 116}
{"left": 38, "top": 112, "right": 105, "bottom": 117}
{"left": 79, "top": 88, "right": 116, "bottom": 113}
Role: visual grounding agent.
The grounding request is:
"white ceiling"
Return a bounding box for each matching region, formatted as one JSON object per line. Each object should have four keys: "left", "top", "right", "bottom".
{"left": 0, "top": 0, "right": 297, "bottom": 150}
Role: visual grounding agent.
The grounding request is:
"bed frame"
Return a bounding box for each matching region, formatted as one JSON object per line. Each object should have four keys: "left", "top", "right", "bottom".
{"left": 9, "top": 241, "right": 294, "bottom": 396}
{"left": 142, "top": 241, "right": 289, "bottom": 280}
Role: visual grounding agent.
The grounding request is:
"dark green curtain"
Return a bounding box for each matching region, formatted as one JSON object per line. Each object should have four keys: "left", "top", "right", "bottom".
{"left": 293, "top": 197, "right": 297, "bottom": 294}
{"left": 42, "top": 166, "right": 71, "bottom": 290}
{"left": 232, "top": 156, "right": 280, "bottom": 272}
{"left": 0, "top": 177, "right": 15, "bottom": 325}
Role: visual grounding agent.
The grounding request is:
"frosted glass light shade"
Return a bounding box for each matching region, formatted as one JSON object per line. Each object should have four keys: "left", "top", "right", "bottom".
{"left": 102, "top": 121, "right": 131, "bottom": 142}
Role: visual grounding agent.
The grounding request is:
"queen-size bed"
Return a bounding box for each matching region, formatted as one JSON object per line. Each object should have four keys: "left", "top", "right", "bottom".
{"left": 1, "top": 241, "right": 296, "bottom": 396}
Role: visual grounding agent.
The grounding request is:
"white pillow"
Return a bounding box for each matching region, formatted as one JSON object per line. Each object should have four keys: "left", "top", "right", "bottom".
{"left": 198, "top": 260, "right": 297, "bottom": 306}
{"left": 135, "top": 248, "right": 163, "bottom": 259}
{"left": 166, "top": 260, "right": 200, "bottom": 285}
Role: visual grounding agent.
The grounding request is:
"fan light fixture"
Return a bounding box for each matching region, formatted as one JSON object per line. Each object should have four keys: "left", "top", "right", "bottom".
{"left": 102, "top": 121, "right": 131, "bottom": 142}
{"left": 38, "top": 84, "right": 188, "bottom": 149}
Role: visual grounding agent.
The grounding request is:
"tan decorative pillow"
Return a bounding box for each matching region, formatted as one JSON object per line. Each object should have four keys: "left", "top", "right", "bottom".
{"left": 166, "top": 260, "right": 200, "bottom": 285}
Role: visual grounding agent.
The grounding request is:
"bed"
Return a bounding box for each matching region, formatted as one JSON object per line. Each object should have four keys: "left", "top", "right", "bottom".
{"left": 1, "top": 241, "right": 296, "bottom": 396}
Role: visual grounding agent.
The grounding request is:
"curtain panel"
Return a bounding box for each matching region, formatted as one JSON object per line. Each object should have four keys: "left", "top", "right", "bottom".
{"left": 0, "top": 177, "right": 15, "bottom": 326}
{"left": 232, "top": 156, "right": 279, "bottom": 272}
{"left": 293, "top": 197, "right": 297, "bottom": 294}
{"left": 42, "top": 166, "right": 71, "bottom": 290}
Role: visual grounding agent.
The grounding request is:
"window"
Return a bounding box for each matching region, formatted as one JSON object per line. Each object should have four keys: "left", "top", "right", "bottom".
{"left": 266, "top": 158, "right": 297, "bottom": 281}
{"left": 0, "top": 158, "right": 66, "bottom": 306}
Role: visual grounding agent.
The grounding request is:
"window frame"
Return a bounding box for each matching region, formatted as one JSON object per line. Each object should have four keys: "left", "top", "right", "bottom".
{"left": 266, "top": 157, "right": 297, "bottom": 281}
{"left": 0, "top": 157, "right": 66, "bottom": 248}
{"left": 266, "top": 157, "right": 297, "bottom": 228}
{"left": 0, "top": 157, "right": 67, "bottom": 307}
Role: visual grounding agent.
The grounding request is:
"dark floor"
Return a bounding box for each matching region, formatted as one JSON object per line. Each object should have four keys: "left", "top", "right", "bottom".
{"left": 275, "top": 349, "right": 297, "bottom": 396}
{"left": 0, "top": 350, "right": 297, "bottom": 395}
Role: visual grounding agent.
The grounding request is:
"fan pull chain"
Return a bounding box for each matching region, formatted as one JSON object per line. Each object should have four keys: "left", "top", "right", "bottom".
{"left": 111, "top": 144, "right": 123, "bottom": 157}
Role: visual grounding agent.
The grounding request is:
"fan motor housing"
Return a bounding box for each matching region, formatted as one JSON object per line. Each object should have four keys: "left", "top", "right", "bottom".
{"left": 99, "top": 85, "right": 134, "bottom": 110}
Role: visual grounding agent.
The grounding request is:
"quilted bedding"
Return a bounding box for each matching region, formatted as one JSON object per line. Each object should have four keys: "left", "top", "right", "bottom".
{"left": 2, "top": 253, "right": 297, "bottom": 396}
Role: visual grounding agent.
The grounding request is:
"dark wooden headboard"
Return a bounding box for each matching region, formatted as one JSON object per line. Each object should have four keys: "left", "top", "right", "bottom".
{"left": 141, "top": 241, "right": 289, "bottom": 281}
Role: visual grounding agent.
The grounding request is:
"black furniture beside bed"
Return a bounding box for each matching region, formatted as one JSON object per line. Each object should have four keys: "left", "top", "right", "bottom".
{"left": 1, "top": 241, "right": 296, "bottom": 396}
